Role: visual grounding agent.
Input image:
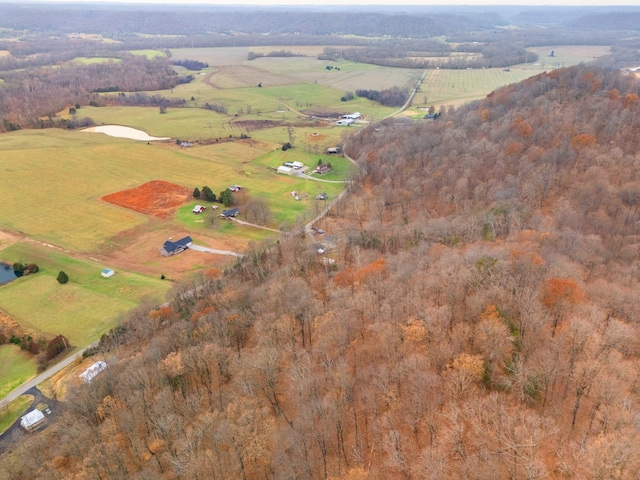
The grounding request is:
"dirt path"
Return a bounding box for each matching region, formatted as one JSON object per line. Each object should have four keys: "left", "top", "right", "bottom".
{"left": 189, "top": 244, "right": 244, "bottom": 257}
{"left": 231, "top": 219, "right": 281, "bottom": 233}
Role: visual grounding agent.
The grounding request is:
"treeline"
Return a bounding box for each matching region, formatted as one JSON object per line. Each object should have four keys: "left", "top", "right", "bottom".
{"left": 0, "top": 4, "right": 505, "bottom": 38}
{"left": 6, "top": 64, "right": 640, "bottom": 479}
{"left": 0, "top": 55, "right": 184, "bottom": 132}
{"left": 355, "top": 87, "right": 409, "bottom": 107}
{"left": 247, "top": 50, "right": 305, "bottom": 61}
{"left": 171, "top": 59, "right": 209, "bottom": 70}
{"left": 321, "top": 43, "right": 538, "bottom": 69}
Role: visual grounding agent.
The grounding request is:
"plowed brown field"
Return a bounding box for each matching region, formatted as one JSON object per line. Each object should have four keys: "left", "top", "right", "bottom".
{"left": 102, "top": 180, "right": 192, "bottom": 219}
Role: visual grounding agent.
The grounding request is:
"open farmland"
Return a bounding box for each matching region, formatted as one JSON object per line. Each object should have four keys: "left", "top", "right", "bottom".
{"left": 0, "top": 128, "right": 275, "bottom": 252}
{"left": 414, "top": 67, "right": 548, "bottom": 108}
{"left": 524, "top": 45, "right": 611, "bottom": 69}
{"left": 0, "top": 242, "right": 169, "bottom": 346}
{"left": 205, "top": 65, "right": 300, "bottom": 89}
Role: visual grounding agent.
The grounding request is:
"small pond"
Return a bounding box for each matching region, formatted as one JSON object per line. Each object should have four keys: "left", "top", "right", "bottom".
{"left": 82, "top": 125, "right": 170, "bottom": 141}
{"left": 0, "top": 263, "right": 17, "bottom": 285}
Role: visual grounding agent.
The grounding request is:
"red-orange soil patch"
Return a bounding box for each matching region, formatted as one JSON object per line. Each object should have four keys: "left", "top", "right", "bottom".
{"left": 102, "top": 180, "right": 192, "bottom": 219}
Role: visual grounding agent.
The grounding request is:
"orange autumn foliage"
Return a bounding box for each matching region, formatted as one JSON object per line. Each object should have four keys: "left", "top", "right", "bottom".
{"left": 571, "top": 133, "right": 597, "bottom": 150}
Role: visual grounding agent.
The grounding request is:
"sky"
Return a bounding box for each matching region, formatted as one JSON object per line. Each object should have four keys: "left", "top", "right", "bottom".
{"left": 22, "top": 0, "right": 640, "bottom": 5}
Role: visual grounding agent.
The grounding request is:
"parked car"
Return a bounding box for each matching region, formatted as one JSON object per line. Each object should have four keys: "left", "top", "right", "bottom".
{"left": 316, "top": 192, "right": 328, "bottom": 200}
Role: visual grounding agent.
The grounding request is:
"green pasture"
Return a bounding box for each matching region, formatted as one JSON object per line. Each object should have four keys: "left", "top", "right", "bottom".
{"left": 171, "top": 46, "right": 328, "bottom": 66}
{"left": 0, "top": 242, "right": 169, "bottom": 346}
{"left": 81, "top": 105, "right": 243, "bottom": 140}
{"left": 417, "top": 67, "right": 545, "bottom": 107}
{"left": 176, "top": 204, "right": 278, "bottom": 241}
{"left": 0, "top": 127, "right": 350, "bottom": 252}
{"left": 0, "top": 394, "right": 33, "bottom": 434}
{"left": 524, "top": 45, "right": 611, "bottom": 70}
{"left": 176, "top": 146, "right": 346, "bottom": 227}
{"left": 0, "top": 347, "right": 36, "bottom": 400}
{"left": 253, "top": 56, "right": 422, "bottom": 93}
{"left": 129, "top": 49, "right": 167, "bottom": 59}
{"left": 0, "top": 128, "right": 272, "bottom": 251}
{"left": 71, "top": 56, "right": 121, "bottom": 65}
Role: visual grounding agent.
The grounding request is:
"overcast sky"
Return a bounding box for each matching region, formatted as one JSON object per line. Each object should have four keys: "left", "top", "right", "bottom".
{"left": 22, "top": 0, "right": 640, "bottom": 5}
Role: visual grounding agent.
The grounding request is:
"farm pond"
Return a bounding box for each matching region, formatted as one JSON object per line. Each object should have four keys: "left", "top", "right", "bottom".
{"left": 82, "top": 125, "right": 170, "bottom": 141}
{"left": 0, "top": 263, "right": 17, "bottom": 285}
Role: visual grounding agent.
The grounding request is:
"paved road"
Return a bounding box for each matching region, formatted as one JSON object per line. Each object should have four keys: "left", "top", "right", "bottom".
{"left": 0, "top": 386, "right": 61, "bottom": 452}
{"left": 0, "top": 342, "right": 98, "bottom": 411}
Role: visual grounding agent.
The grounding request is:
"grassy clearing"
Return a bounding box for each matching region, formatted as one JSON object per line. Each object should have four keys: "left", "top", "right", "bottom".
{"left": 416, "top": 67, "right": 546, "bottom": 107}
{"left": 0, "top": 394, "right": 33, "bottom": 434}
{"left": 524, "top": 45, "right": 611, "bottom": 69}
{"left": 0, "top": 347, "right": 36, "bottom": 400}
{"left": 129, "top": 49, "right": 167, "bottom": 59}
{"left": 0, "top": 242, "right": 169, "bottom": 346}
{"left": 171, "top": 46, "right": 334, "bottom": 66}
{"left": 71, "top": 57, "right": 121, "bottom": 65}
{"left": 0, "top": 128, "right": 273, "bottom": 251}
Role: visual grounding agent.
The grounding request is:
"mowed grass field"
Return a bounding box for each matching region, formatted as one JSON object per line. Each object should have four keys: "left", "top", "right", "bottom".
{"left": 0, "top": 128, "right": 277, "bottom": 251}
{"left": 0, "top": 393, "right": 32, "bottom": 434}
{"left": 0, "top": 347, "right": 36, "bottom": 399}
{"left": 0, "top": 242, "right": 169, "bottom": 346}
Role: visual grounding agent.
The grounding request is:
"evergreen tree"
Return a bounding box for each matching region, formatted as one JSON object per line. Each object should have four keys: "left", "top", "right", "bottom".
{"left": 202, "top": 186, "right": 217, "bottom": 202}
{"left": 193, "top": 187, "right": 201, "bottom": 198}
{"left": 219, "top": 188, "right": 234, "bottom": 207}
{"left": 57, "top": 271, "right": 69, "bottom": 284}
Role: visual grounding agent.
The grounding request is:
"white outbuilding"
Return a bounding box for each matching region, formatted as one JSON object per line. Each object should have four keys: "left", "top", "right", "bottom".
{"left": 80, "top": 361, "right": 107, "bottom": 384}
{"left": 20, "top": 409, "right": 46, "bottom": 432}
{"left": 277, "top": 166, "right": 292, "bottom": 174}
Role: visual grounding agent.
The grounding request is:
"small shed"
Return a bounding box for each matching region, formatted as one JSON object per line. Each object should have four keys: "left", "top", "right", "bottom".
{"left": 193, "top": 205, "right": 206, "bottom": 214}
{"left": 21, "top": 409, "right": 46, "bottom": 432}
{"left": 101, "top": 268, "right": 115, "bottom": 278}
{"left": 326, "top": 147, "right": 340, "bottom": 155}
{"left": 336, "top": 119, "right": 354, "bottom": 126}
{"left": 160, "top": 236, "right": 193, "bottom": 256}
{"left": 80, "top": 361, "right": 107, "bottom": 384}
{"left": 292, "top": 161, "right": 304, "bottom": 169}
{"left": 278, "top": 165, "right": 292, "bottom": 174}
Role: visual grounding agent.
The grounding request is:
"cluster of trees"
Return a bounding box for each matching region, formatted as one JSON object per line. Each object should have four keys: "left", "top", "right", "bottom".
{"left": 5, "top": 63, "right": 640, "bottom": 478}
{"left": 355, "top": 87, "right": 409, "bottom": 107}
{"left": 321, "top": 43, "right": 538, "bottom": 69}
{"left": 203, "top": 102, "right": 227, "bottom": 114}
{"left": 0, "top": 55, "right": 184, "bottom": 132}
{"left": 247, "top": 50, "right": 305, "bottom": 61}
{"left": 0, "top": 332, "right": 72, "bottom": 372}
{"left": 10, "top": 262, "right": 39, "bottom": 277}
{"left": 170, "top": 59, "right": 209, "bottom": 70}
{"left": 193, "top": 186, "right": 235, "bottom": 207}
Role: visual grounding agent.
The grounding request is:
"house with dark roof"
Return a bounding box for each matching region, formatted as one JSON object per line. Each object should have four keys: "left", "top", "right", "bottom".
{"left": 221, "top": 207, "right": 239, "bottom": 219}
{"left": 160, "top": 236, "right": 193, "bottom": 256}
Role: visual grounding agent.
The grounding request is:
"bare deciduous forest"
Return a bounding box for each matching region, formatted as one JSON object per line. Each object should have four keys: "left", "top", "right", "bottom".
{"left": 3, "top": 62, "right": 640, "bottom": 479}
